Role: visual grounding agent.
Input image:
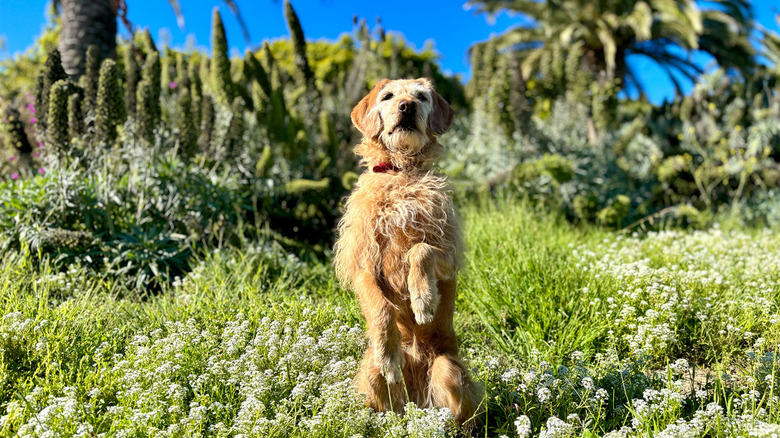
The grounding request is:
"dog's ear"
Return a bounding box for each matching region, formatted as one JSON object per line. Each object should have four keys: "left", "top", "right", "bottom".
{"left": 352, "top": 79, "right": 390, "bottom": 138}
{"left": 429, "top": 90, "right": 455, "bottom": 135}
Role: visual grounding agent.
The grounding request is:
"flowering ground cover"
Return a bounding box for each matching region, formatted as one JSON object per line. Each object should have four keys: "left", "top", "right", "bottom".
{"left": 0, "top": 199, "right": 778, "bottom": 437}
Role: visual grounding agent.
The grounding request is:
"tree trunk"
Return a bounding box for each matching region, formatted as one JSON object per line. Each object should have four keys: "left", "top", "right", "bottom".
{"left": 58, "top": 0, "right": 118, "bottom": 78}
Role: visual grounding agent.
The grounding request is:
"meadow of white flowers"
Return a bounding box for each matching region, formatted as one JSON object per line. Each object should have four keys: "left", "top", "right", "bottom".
{"left": 0, "top": 221, "right": 778, "bottom": 437}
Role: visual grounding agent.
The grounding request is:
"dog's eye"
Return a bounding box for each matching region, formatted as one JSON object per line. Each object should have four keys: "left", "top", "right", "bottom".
{"left": 382, "top": 93, "right": 393, "bottom": 101}
{"left": 416, "top": 92, "right": 427, "bottom": 101}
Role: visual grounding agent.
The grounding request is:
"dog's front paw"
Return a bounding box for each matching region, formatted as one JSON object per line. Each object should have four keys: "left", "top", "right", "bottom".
{"left": 412, "top": 287, "right": 440, "bottom": 325}
{"left": 375, "top": 346, "right": 405, "bottom": 384}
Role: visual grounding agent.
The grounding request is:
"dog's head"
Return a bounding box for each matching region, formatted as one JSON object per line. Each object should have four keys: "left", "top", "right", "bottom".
{"left": 351, "top": 78, "right": 454, "bottom": 166}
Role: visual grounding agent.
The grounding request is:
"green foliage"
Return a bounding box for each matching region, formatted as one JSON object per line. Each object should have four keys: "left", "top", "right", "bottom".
{"left": 82, "top": 44, "right": 100, "bottom": 113}
{"left": 197, "top": 94, "right": 215, "bottom": 151}
{"left": 67, "top": 91, "right": 84, "bottom": 138}
{"left": 284, "top": 0, "right": 314, "bottom": 88}
{"left": 210, "top": 9, "right": 234, "bottom": 104}
{"left": 136, "top": 52, "right": 161, "bottom": 144}
{"left": 222, "top": 97, "right": 245, "bottom": 156}
{"left": 37, "top": 49, "right": 68, "bottom": 135}
{"left": 1, "top": 106, "right": 33, "bottom": 157}
{"left": 176, "top": 89, "right": 197, "bottom": 157}
{"left": 95, "top": 59, "right": 125, "bottom": 146}
{"left": 46, "top": 79, "right": 72, "bottom": 150}
{"left": 123, "top": 48, "right": 140, "bottom": 119}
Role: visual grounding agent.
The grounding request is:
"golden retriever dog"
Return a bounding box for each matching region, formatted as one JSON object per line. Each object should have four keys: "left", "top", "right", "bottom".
{"left": 334, "top": 78, "right": 479, "bottom": 425}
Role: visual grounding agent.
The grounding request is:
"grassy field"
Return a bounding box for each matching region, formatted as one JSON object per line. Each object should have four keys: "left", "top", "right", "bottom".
{"left": 0, "top": 198, "right": 778, "bottom": 437}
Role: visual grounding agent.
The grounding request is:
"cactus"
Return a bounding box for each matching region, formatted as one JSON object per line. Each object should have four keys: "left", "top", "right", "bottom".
{"left": 222, "top": 97, "right": 245, "bottom": 156}
{"left": 199, "top": 57, "right": 210, "bottom": 95}
{"left": 264, "top": 43, "right": 288, "bottom": 143}
{"left": 341, "top": 171, "right": 358, "bottom": 190}
{"left": 37, "top": 49, "right": 68, "bottom": 136}
{"left": 161, "top": 48, "right": 174, "bottom": 94}
{"left": 3, "top": 106, "right": 33, "bottom": 160}
{"left": 124, "top": 49, "right": 140, "bottom": 119}
{"left": 188, "top": 60, "right": 203, "bottom": 128}
{"left": 198, "top": 95, "right": 215, "bottom": 152}
{"left": 136, "top": 52, "right": 161, "bottom": 143}
{"left": 284, "top": 0, "right": 314, "bottom": 87}
{"left": 319, "top": 110, "right": 339, "bottom": 161}
{"left": 255, "top": 145, "right": 273, "bottom": 177}
{"left": 211, "top": 9, "right": 234, "bottom": 104}
{"left": 284, "top": 178, "right": 330, "bottom": 194}
{"left": 95, "top": 59, "right": 125, "bottom": 146}
{"left": 244, "top": 51, "right": 271, "bottom": 98}
{"left": 135, "top": 28, "right": 157, "bottom": 56}
{"left": 176, "top": 88, "right": 197, "bottom": 157}
{"left": 68, "top": 91, "right": 84, "bottom": 138}
{"left": 83, "top": 45, "right": 101, "bottom": 114}
{"left": 48, "top": 79, "right": 73, "bottom": 151}
{"left": 136, "top": 78, "right": 155, "bottom": 143}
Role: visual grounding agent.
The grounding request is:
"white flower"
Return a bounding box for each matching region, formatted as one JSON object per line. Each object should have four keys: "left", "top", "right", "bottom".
{"left": 515, "top": 415, "right": 532, "bottom": 438}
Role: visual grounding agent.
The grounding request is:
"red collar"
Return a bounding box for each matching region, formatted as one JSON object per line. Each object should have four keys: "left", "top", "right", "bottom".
{"left": 372, "top": 162, "right": 401, "bottom": 174}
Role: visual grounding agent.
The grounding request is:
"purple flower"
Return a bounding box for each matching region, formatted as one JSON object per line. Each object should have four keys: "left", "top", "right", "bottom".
{"left": 169, "top": 81, "right": 177, "bottom": 89}
{"left": 34, "top": 152, "right": 40, "bottom": 158}
{"left": 11, "top": 173, "right": 19, "bottom": 180}
{"left": 38, "top": 141, "right": 44, "bottom": 148}
{"left": 38, "top": 167, "right": 45, "bottom": 175}
{"left": 9, "top": 156, "right": 15, "bottom": 162}
{"left": 30, "top": 117, "right": 36, "bottom": 125}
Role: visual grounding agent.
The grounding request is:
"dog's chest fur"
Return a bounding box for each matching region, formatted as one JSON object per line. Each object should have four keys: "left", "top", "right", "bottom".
{"left": 334, "top": 171, "right": 462, "bottom": 294}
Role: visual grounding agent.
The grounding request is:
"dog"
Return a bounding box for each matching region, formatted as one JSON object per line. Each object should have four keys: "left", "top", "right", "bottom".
{"left": 334, "top": 78, "right": 479, "bottom": 425}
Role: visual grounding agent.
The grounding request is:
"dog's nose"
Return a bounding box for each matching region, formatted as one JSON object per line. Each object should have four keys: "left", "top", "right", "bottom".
{"left": 398, "top": 99, "right": 416, "bottom": 115}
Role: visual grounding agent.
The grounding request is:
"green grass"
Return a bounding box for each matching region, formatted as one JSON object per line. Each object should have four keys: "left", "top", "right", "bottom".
{"left": 0, "top": 199, "right": 778, "bottom": 437}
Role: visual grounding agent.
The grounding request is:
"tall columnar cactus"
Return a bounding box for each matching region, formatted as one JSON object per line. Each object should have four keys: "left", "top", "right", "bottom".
{"left": 199, "top": 57, "right": 211, "bottom": 95}
{"left": 3, "top": 106, "right": 33, "bottom": 158}
{"left": 83, "top": 44, "right": 101, "bottom": 113}
{"left": 264, "top": 43, "right": 288, "bottom": 142}
{"left": 176, "top": 89, "right": 197, "bottom": 157}
{"left": 198, "top": 95, "right": 215, "bottom": 152}
{"left": 223, "top": 97, "right": 245, "bottom": 156}
{"left": 161, "top": 48, "right": 174, "bottom": 94}
{"left": 68, "top": 91, "right": 85, "bottom": 138}
{"left": 211, "top": 9, "right": 234, "bottom": 104}
{"left": 244, "top": 51, "right": 271, "bottom": 98}
{"left": 135, "top": 28, "right": 157, "bottom": 57}
{"left": 124, "top": 49, "right": 140, "bottom": 119}
{"left": 37, "top": 49, "right": 68, "bottom": 136}
{"left": 48, "top": 79, "right": 73, "bottom": 151}
{"left": 319, "top": 110, "right": 338, "bottom": 162}
{"left": 508, "top": 50, "right": 530, "bottom": 134}
{"left": 136, "top": 51, "right": 162, "bottom": 143}
{"left": 188, "top": 60, "right": 203, "bottom": 128}
{"left": 284, "top": 0, "right": 314, "bottom": 87}
{"left": 95, "top": 59, "right": 125, "bottom": 146}
{"left": 136, "top": 78, "right": 156, "bottom": 143}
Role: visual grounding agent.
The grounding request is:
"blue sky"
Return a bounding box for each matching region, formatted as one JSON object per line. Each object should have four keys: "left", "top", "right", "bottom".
{"left": 1, "top": 0, "right": 778, "bottom": 104}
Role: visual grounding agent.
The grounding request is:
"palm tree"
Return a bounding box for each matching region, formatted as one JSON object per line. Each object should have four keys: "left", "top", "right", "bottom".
{"left": 53, "top": 0, "right": 249, "bottom": 77}
{"left": 467, "top": 0, "right": 756, "bottom": 97}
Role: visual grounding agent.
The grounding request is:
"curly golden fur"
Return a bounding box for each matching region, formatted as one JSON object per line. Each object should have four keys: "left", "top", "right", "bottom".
{"left": 334, "top": 78, "right": 480, "bottom": 425}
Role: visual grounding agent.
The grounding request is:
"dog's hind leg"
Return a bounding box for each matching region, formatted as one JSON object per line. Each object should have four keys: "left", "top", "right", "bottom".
{"left": 356, "top": 346, "right": 407, "bottom": 414}
{"left": 407, "top": 243, "right": 439, "bottom": 325}
{"left": 428, "top": 354, "right": 482, "bottom": 425}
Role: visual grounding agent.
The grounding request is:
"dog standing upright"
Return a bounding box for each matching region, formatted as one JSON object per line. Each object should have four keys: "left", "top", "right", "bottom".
{"left": 334, "top": 78, "right": 479, "bottom": 424}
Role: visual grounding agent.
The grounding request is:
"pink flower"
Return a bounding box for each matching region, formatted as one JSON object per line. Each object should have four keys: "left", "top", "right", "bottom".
{"left": 9, "top": 156, "right": 15, "bottom": 162}
{"left": 30, "top": 117, "right": 36, "bottom": 125}
{"left": 169, "top": 81, "right": 177, "bottom": 89}
{"left": 38, "top": 167, "right": 45, "bottom": 175}
{"left": 11, "top": 173, "right": 19, "bottom": 180}
{"left": 38, "top": 141, "right": 44, "bottom": 148}
{"left": 34, "top": 152, "right": 40, "bottom": 158}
